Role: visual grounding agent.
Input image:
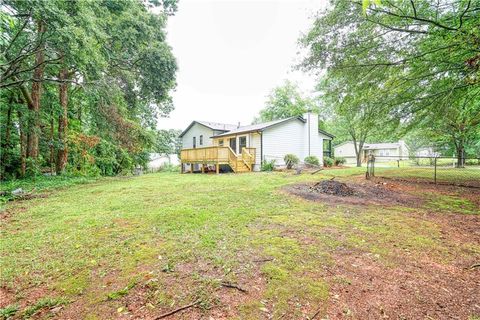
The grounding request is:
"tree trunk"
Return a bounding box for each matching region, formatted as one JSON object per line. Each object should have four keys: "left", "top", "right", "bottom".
{"left": 0, "top": 97, "right": 14, "bottom": 180}
{"left": 456, "top": 145, "right": 465, "bottom": 168}
{"left": 27, "top": 20, "right": 45, "bottom": 165}
{"left": 353, "top": 139, "right": 364, "bottom": 167}
{"left": 17, "top": 110, "right": 27, "bottom": 177}
{"left": 50, "top": 109, "right": 55, "bottom": 175}
{"left": 56, "top": 67, "right": 69, "bottom": 174}
{"left": 356, "top": 150, "right": 362, "bottom": 167}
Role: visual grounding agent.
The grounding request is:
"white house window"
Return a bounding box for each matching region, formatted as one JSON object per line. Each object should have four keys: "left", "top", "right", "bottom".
{"left": 218, "top": 139, "right": 224, "bottom": 146}
{"left": 193, "top": 137, "right": 196, "bottom": 148}
{"left": 199, "top": 135, "right": 203, "bottom": 145}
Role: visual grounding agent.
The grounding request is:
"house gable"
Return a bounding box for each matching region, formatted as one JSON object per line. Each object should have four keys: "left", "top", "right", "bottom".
{"left": 181, "top": 122, "right": 216, "bottom": 149}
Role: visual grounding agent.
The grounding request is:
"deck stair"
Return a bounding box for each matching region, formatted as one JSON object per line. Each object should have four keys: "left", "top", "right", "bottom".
{"left": 234, "top": 157, "right": 251, "bottom": 173}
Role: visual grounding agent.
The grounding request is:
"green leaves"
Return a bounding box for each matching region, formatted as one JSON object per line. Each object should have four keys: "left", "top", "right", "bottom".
{"left": 362, "top": 0, "right": 381, "bottom": 14}
{"left": 301, "top": 0, "right": 480, "bottom": 157}
{"left": 1, "top": 0, "right": 178, "bottom": 180}
{"left": 255, "top": 80, "right": 320, "bottom": 124}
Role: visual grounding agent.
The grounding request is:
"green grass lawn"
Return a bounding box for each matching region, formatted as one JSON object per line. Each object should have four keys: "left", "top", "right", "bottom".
{"left": 372, "top": 166, "right": 480, "bottom": 185}
{"left": 1, "top": 170, "right": 479, "bottom": 319}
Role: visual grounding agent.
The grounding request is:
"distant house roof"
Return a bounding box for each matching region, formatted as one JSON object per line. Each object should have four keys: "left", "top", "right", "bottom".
{"left": 363, "top": 142, "right": 401, "bottom": 150}
{"left": 179, "top": 120, "right": 238, "bottom": 137}
{"left": 213, "top": 116, "right": 305, "bottom": 138}
{"left": 334, "top": 141, "right": 403, "bottom": 150}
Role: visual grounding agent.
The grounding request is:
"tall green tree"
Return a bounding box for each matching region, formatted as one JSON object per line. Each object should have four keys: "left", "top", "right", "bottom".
{"left": 155, "top": 129, "right": 182, "bottom": 156}
{"left": 0, "top": 0, "right": 177, "bottom": 179}
{"left": 253, "top": 80, "right": 320, "bottom": 124}
{"left": 300, "top": 0, "right": 480, "bottom": 166}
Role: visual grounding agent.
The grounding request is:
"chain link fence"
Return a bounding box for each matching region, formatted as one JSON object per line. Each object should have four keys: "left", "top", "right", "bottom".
{"left": 365, "top": 155, "right": 480, "bottom": 187}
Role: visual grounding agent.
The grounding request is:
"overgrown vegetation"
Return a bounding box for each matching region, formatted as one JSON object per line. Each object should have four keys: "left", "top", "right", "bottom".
{"left": 0, "top": 0, "right": 177, "bottom": 181}
{"left": 0, "top": 174, "right": 98, "bottom": 208}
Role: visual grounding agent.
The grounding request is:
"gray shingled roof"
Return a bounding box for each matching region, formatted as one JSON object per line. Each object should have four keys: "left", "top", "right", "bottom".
{"left": 196, "top": 121, "right": 238, "bottom": 131}
{"left": 179, "top": 120, "right": 238, "bottom": 137}
{"left": 213, "top": 117, "right": 304, "bottom": 137}
{"left": 180, "top": 116, "right": 335, "bottom": 139}
{"left": 363, "top": 142, "right": 402, "bottom": 150}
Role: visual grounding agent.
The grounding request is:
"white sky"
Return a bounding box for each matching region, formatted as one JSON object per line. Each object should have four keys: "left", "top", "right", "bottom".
{"left": 157, "top": 0, "right": 327, "bottom": 130}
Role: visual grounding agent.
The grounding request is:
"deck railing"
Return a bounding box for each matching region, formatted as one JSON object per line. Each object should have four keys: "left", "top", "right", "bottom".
{"left": 180, "top": 146, "right": 230, "bottom": 163}
{"left": 180, "top": 146, "right": 256, "bottom": 172}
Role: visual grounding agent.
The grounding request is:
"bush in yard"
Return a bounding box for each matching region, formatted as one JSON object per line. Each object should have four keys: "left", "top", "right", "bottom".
{"left": 465, "top": 158, "right": 479, "bottom": 166}
{"left": 323, "top": 156, "right": 334, "bottom": 167}
{"left": 284, "top": 154, "right": 299, "bottom": 169}
{"left": 261, "top": 159, "right": 276, "bottom": 171}
{"left": 304, "top": 156, "right": 320, "bottom": 166}
{"left": 334, "top": 157, "right": 346, "bottom": 166}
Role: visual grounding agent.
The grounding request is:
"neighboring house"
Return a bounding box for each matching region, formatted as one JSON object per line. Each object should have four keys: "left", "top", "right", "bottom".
{"left": 334, "top": 140, "right": 410, "bottom": 164}
{"left": 147, "top": 153, "right": 179, "bottom": 171}
{"left": 415, "top": 147, "right": 440, "bottom": 158}
{"left": 179, "top": 112, "right": 334, "bottom": 173}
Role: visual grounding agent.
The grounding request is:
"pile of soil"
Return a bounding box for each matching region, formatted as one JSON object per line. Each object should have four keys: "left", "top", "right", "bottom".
{"left": 310, "top": 180, "right": 355, "bottom": 196}
{"left": 284, "top": 179, "right": 423, "bottom": 206}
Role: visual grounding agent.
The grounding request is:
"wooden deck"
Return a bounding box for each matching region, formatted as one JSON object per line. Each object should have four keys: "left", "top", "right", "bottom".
{"left": 180, "top": 146, "right": 256, "bottom": 173}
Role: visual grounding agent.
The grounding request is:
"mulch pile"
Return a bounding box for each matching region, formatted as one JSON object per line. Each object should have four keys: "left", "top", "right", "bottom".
{"left": 310, "top": 180, "right": 355, "bottom": 196}
{"left": 284, "top": 179, "right": 423, "bottom": 206}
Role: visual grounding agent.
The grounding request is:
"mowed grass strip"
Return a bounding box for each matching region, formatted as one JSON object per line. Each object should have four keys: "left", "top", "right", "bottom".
{"left": 0, "top": 171, "right": 478, "bottom": 319}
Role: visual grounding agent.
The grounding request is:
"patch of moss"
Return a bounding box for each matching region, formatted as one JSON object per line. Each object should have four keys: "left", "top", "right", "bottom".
{"left": 426, "top": 195, "right": 478, "bottom": 215}
{"left": 22, "top": 297, "right": 68, "bottom": 318}
{"left": 107, "top": 281, "right": 137, "bottom": 300}
{"left": 0, "top": 304, "right": 19, "bottom": 320}
{"left": 238, "top": 301, "right": 265, "bottom": 319}
{"left": 54, "top": 272, "right": 89, "bottom": 296}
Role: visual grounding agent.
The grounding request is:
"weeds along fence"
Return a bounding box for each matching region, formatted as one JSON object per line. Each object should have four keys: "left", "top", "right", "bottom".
{"left": 366, "top": 155, "right": 480, "bottom": 188}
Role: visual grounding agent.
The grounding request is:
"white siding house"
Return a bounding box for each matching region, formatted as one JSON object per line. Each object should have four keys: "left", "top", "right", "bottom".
{"left": 179, "top": 112, "right": 334, "bottom": 172}
{"left": 180, "top": 121, "right": 237, "bottom": 149}
{"left": 334, "top": 140, "right": 410, "bottom": 164}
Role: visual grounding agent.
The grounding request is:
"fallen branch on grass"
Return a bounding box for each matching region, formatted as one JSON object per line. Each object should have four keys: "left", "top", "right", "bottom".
{"left": 154, "top": 300, "right": 201, "bottom": 319}
{"left": 221, "top": 281, "right": 248, "bottom": 293}
{"left": 466, "top": 263, "right": 480, "bottom": 270}
{"left": 252, "top": 258, "right": 274, "bottom": 263}
{"left": 308, "top": 307, "right": 322, "bottom": 320}
{"left": 310, "top": 168, "right": 324, "bottom": 175}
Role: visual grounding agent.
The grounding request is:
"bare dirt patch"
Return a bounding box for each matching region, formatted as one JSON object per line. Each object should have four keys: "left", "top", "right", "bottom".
{"left": 54, "top": 257, "right": 267, "bottom": 320}
{"left": 324, "top": 249, "right": 480, "bottom": 319}
{"left": 0, "top": 286, "right": 16, "bottom": 308}
{"left": 284, "top": 179, "right": 423, "bottom": 206}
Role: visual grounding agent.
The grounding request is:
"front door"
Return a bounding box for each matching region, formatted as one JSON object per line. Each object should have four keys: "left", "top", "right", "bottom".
{"left": 229, "top": 138, "right": 236, "bottom": 153}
